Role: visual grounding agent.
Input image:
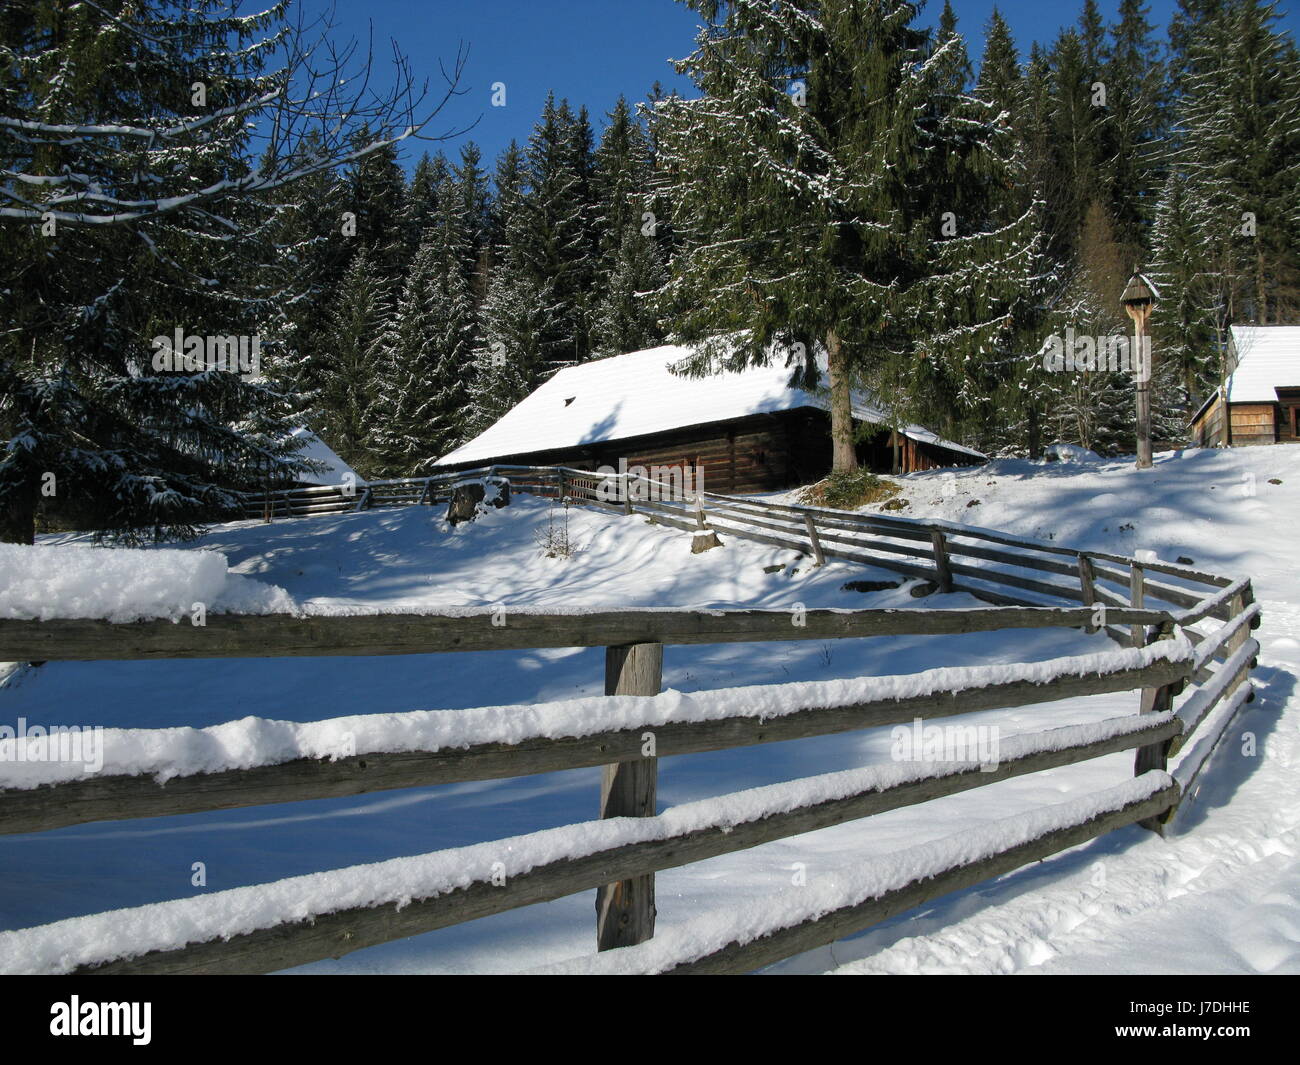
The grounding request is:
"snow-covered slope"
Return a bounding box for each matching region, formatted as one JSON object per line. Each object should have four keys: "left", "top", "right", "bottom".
{"left": 0, "top": 446, "right": 1296, "bottom": 975}
{"left": 761, "top": 445, "right": 1300, "bottom": 975}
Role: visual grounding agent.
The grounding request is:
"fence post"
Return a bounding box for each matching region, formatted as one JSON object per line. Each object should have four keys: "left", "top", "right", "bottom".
{"left": 1134, "top": 621, "right": 1177, "bottom": 833}
{"left": 1077, "top": 554, "right": 1096, "bottom": 604}
{"left": 623, "top": 474, "right": 633, "bottom": 515}
{"left": 802, "top": 512, "right": 825, "bottom": 567}
{"left": 1077, "top": 554, "right": 1097, "bottom": 630}
{"left": 930, "top": 529, "right": 953, "bottom": 593}
{"left": 1129, "top": 562, "right": 1146, "bottom": 648}
{"left": 1225, "top": 587, "right": 1249, "bottom": 657}
{"left": 597, "top": 642, "right": 661, "bottom": 951}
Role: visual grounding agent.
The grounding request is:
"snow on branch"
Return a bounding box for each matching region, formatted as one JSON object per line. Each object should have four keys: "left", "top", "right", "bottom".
{"left": 0, "top": 3, "right": 473, "bottom": 226}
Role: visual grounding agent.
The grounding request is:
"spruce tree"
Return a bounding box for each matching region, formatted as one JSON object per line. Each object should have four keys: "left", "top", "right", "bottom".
{"left": 0, "top": 0, "right": 448, "bottom": 542}
{"left": 403, "top": 152, "right": 451, "bottom": 258}
{"left": 594, "top": 97, "right": 654, "bottom": 268}
{"left": 1104, "top": 0, "right": 1167, "bottom": 252}
{"left": 592, "top": 222, "right": 666, "bottom": 357}
{"left": 591, "top": 97, "right": 664, "bottom": 355}
{"left": 318, "top": 251, "right": 393, "bottom": 476}
{"left": 455, "top": 142, "right": 492, "bottom": 302}
{"left": 465, "top": 142, "right": 553, "bottom": 440}
{"left": 1048, "top": 28, "right": 1109, "bottom": 260}
{"left": 1046, "top": 203, "right": 1139, "bottom": 454}
{"left": 346, "top": 131, "right": 410, "bottom": 284}
{"left": 1178, "top": 0, "right": 1300, "bottom": 324}
{"left": 376, "top": 177, "right": 478, "bottom": 472}
{"left": 651, "top": 0, "right": 1044, "bottom": 470}
{"left": 518, "top": 94, "right": 600, "bottom": 372}
{"left": 976, "top": 8, "right": 1021, "bottom": 122}
{"left": 933, "top": 1, "right": 974, "bottom": 96}
{"left": 1149, "top": 171, "right": 1222, "bottom": 404}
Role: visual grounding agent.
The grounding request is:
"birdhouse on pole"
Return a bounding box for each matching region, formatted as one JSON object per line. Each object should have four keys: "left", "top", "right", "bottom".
{"left": 1121, "top": 273, "right": 1158, "bottom": 317}
{"left": 1122, "top": 271, "right": 1160, "bottom": 469}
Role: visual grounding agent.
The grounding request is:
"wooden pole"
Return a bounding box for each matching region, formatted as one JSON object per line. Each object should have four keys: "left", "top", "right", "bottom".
{"left": 930, "top": 529, "right": 953, "bottom": 593}
{"left": 1135, "top": 622, "right": 1177, "bottom": 833}
{"left": 597, "top": 642, "right": 662, "bottom": 950}
{"left": 1126, "top": 300, "right": 1154, "bottom": 470}
{"left": 1077, "top": 554, "right": 1097, "bottom": 630}
{"left": 803, "top": 512, "right": 825, "bottom": 567}
{"left": 1129, "top": 562, "right": 1146, "bottom": 648}
{"left": 1225, "top": 589, "right": 1249, "bottom": 657}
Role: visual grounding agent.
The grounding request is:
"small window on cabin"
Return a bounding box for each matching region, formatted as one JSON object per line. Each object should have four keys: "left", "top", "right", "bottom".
{"left": 564, "top": 397, "right": 575, "bottom": 407}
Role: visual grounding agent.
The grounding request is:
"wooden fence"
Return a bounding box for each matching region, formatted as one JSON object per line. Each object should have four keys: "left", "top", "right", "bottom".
{"left": 0, "top": 466, "right": 1261, "bottom": 975}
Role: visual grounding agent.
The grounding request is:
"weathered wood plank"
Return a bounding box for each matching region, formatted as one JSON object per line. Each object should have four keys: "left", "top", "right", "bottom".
{"left": 1190, "top": 602, "right": 1261, "bottom": 674}
{"left": 1188, "top": 580, "right": 1256, "bottom": 634}
{"left": 1077, "top": 554, "right": 1097, "bottom": 612}
{"left": 1134, "top": 624, "right": 1177, "bottom": 832}
{"left": 1130, "top": 563, "right": 1147, "bottom": 648}
{"left": 662, "top": 780, "right": 1181, "bottom": 974}
{"left": 0, "top": 655, "right": 1191, "bottom": 835}
{"left": 930, "top": 529, "right": 953, "bottom": 593}
{"left": 700, "top": 496, "right": 933, "bottom": 544}
{"left": 945, "top": 561, "right": 1086, "bottom": 604}
{"left": 597, "top": 643, "right": 661, "bottom": 951}
{"left": 1173, "top": 684, "right": 1255, "bottom": 804}
{"left": 1079, "top": 550, "right": 1232, "bottom": 588}
{"left": 1168, "top": 637, "right": 1260, "bottom": 756}
{"left": 63, "top": 727, "right": 1180, "bottom": 975}
{"left": 0, "top": 603, "right": 1176, "bottom": 662}
{"left": 940, "top": 540, "right": 1079, "bottom": 579}
{"left": 803, "top": 513, "right": 825, "bottom": 567}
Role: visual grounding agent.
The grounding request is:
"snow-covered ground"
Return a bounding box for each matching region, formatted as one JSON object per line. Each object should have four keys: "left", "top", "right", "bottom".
{"left": 0, "top": 445, "right": 1295, "bottom": 974}
{"left": 766, "top": 445, "right": 1300, "bottom": 975}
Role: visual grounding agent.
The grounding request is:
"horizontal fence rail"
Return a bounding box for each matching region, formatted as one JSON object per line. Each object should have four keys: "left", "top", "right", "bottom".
{"left": 0, "top": 605, "right": 1176, "bottom": 662}
{"left": 0, "top": 646, "right": 1191, "bottom": 837}
{"left": 0, "top": 464, "right": 1263, "bottom": 976}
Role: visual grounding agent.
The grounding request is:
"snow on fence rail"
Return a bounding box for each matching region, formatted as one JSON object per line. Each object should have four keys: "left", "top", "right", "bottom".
{"left": 0, "top": 466, "right": 1263, "bottom": 975}
{"left": 0, "top": 641, "right": 1190, "bottom": 835}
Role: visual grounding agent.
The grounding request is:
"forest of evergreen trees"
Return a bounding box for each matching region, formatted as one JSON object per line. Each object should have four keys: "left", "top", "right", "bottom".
{"left": 270, "top": 0, "right": 1300, "bottom": 477}
{"left": 2, "top": 0, "right": 1298, "bottom": 542}
{"left": 271, "top": 92, "right": 671, "bottom": 480}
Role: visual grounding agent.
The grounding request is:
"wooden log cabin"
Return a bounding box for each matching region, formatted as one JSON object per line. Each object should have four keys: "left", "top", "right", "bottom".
{"left": 434, "top": 344, "right": 984, "bottom": 494}
{"left": 1190, "top": 326, "right": 1300, "bottom": 448}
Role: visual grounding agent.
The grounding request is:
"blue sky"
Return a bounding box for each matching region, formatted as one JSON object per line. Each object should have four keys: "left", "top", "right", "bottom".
{"left": 305, "top": 0, "right": 1299, "bottom": 170}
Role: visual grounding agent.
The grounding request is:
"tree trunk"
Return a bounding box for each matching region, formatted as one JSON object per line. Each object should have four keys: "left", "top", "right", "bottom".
{"left": 1027, "top": 404, "right": 1042, "bottom": 461}
{"left": 1254, "top": 244, "right": 1268, "bottom": 324}
{"left": 825, "top": 329, "right": 858, "bottom": 472}
{"left": 0, "top": 491, "right": 36, "bottom": 545}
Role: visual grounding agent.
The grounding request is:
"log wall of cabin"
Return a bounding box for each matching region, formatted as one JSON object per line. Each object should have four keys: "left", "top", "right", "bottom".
{"left": 1277, "top": 389, "right": 1300, "bottom": 442}
{"left": 1192, "top": 395, "right": 1226, "bottom": 447}
{"left": 1228, "top": 403, "right": 1279, "bottom": 446}
{"left": 442, "top": 410, "right": 980, "bottom": 492}
{"left": 618, "top": 420, "right": 794, "bottom": 495}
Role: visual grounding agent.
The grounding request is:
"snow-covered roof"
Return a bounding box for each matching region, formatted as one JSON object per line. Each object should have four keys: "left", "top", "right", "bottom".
{"left": 288, "top": 427, "right": 366, "bottom": 486}
{"left": 1225, "top": 326, "right": 1300, "bottom": 403}
{"left": 436, "top": 344, "right": 984, "bottom": 467}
